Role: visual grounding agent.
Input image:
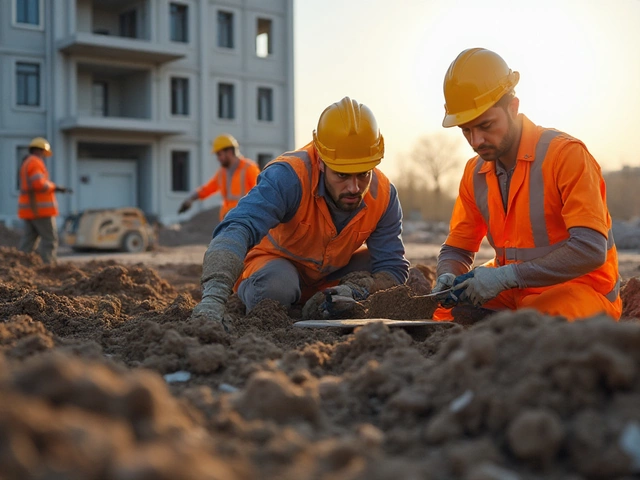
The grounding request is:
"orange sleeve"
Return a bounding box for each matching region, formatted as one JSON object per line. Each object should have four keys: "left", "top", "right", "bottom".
{"left": 553, "top": 142, "right": 609, "bottom": 236}
{"left": 26, "top": 158, "right": 55, "bottom": 193}
{"left": 444, "top": 160, "right": 488, "bottom": 252}
{"left": 197, "top": 171, "right": 221, "bottom": 200}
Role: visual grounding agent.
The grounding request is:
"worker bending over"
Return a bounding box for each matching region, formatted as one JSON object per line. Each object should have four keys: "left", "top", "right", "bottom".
{"left": 432, "top": 48, "right": 621, "bottom": 321}
{"left": 191, "top": 97, "right": 410, "bottom": 323}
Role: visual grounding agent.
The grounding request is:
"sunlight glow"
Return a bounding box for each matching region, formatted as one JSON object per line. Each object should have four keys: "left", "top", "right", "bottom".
{"left": 295, "top": 0, "right": 640, "bottom": 180}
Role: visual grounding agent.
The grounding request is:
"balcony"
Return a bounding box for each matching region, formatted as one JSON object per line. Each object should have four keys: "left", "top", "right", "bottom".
{"left": 58, "top": 0, "right": 185, "bottom": 65}
{"left": 59, "top": 116, "right": 187, "bottom": 136}
{"left": 59, "top": 63, "right": 188, "bottom": 137}
{"left": 57, "top": 32, "right": 185, "bottom": 65}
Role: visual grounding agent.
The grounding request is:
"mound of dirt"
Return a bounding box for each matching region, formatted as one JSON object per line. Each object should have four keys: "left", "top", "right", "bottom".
{"left": 2, "top": 246, "right": 640, "bottom": 479}
{"left": 158, "top": 207, "right": 221, "bottom": 247}
{"left": 0, "top": 222, "right": 21, "bottom": 248}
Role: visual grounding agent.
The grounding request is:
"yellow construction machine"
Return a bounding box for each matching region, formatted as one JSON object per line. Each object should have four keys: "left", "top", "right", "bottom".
{"left": 62, "top": 207, "right": 157, "bottom": 253}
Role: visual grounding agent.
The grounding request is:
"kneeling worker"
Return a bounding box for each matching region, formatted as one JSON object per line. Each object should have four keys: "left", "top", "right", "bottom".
{"left": 191, "top": 97, "right": 410, "bottom": 323}
{"left": 179, "top": 134, "right": 260, "bottom": 220}
{"left": 432, "top": 48, "right": 621, "bottom": 321}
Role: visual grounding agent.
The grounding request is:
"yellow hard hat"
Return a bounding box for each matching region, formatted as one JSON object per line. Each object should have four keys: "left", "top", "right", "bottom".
{"left": 442, "top": 48, "right": 520, "bottom": 128}
{"left": 212, "top": 134, "right": 239, "bottom": 153}
{"left": 29, "top": 137, "right": 52, "bottom": 157}
{"left": 313, "top": 97, "right": 384, "bottom": 174}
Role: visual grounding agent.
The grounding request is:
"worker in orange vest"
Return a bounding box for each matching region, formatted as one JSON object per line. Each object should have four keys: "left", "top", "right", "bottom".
{"left": 432, "top": 48, "right": 621, "bottom": 321}
{"left": 178, "top": 134, "right": 260, "bottom": 221}
{"left": 190, "top": 97, "right": 409, "bottom": 325}
{"left": 18, "top": 137, "right": 72, "bottom": 264}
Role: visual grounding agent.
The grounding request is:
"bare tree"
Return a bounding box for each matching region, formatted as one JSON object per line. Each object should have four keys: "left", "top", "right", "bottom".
{"left": 410, "top": 133, "right": 463, "bottom": 195}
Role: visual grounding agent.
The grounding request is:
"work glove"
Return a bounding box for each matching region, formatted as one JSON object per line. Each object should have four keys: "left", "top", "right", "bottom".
{"left": 432, "top": 273, "right": 456, "bottom": 293}
{"left": 455, "top": 265, "right": 519, "bottom": 307}
{"left": 320, "top": 282, "right": 369, "bottom": 319}
{"left": 440, "top": 271, "right": 475, "bottom": 308}
{"left": 178, "top": 200, "right": 192, "bottom": 214}
{"left": 55, "top": 186, "right": 73, "bottom": 194}
{"left": 192, "top": 282, "right": 228, "bottom": 323}
{"left": 191, "top": 244, "right": 244, "bottom": 330}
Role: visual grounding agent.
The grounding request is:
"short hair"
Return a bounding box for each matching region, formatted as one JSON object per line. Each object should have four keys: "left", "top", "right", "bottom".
{"left": 496, "top": 89, "right": 516, "bottom": 110}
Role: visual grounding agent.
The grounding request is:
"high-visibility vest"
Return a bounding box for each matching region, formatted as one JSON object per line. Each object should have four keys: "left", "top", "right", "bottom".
{"left": 197, "top": 156, "right": 260, "bottom": 220}
{"left": 446, "top": 115, "right": 620, "bottom": 303}
{"left": 239, "top": 142, "right": 392, "bottom": 287}
{"left": 18, "top": 155, "right": 58, "bottom": 220}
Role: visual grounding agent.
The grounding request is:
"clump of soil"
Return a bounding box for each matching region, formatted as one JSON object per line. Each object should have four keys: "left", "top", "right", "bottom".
{"left": 2, "top": 246, "right": 640, "bottom": 479}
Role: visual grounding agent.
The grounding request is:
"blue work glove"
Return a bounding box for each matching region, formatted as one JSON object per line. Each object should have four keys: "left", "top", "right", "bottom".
{"left": 440, "top": 271, "right": 475, "bottom": 308}
{"left": 320, "top": 283, "right": 369, "bottom": 319}
{"left": 456, "top": 265, "right": 519, "bottom": 306}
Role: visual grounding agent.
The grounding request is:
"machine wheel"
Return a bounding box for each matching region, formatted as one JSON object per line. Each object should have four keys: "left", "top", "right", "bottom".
{"left": 122, "top": 231, "right": 146, "bottom": 253}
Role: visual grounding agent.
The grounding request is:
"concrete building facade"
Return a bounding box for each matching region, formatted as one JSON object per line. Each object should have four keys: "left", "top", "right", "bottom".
{"left": 0, "top": 0, "right": 294, "bottom": 225}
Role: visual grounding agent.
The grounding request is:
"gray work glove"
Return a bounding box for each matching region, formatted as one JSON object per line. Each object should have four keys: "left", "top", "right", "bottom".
{"left": 320, "top": 282, "right": 369, "bottom": 318}
{"left": 432, "top": 273, "right": 456, "bottom": 293}
{"left": 457, "top": 265, "right": 519, "bottom": 306}
{"left": 191, "top": 245, "right": 244, "bottom": 328}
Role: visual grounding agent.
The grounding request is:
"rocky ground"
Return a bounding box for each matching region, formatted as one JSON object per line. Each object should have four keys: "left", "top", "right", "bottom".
{"left": 2, "top": 212, "right": 640, "bottom": 479}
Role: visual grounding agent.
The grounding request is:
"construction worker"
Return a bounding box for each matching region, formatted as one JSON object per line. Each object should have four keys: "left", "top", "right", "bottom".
{"left": 18, "top": 137, "right": 72, "bottom": 264}
{"left": 191, "top": 97, "right": 410, "bottom": 324}
{"left": 178, "top": 134, "right": 260, "bottom": 220}
{"left": 432, "top": 48, "right": 621, "bottom": 321}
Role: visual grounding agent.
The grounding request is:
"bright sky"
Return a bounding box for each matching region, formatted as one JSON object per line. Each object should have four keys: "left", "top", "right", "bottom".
{"left": 293, "top": 0, "right": 640, "bottom": 181}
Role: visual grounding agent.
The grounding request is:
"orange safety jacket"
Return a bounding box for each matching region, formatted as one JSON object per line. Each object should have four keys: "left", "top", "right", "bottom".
{"left": 18, "top": 155, "right": 58, "bottom": 220}
{"left": 197, "top": 156, "right": 260, "bottom": 220}
{"left": 446, "top": 115, "right": 620, "bottom": 308}
{"left": 238, "top": 142, "right": 392, "bottom": 288}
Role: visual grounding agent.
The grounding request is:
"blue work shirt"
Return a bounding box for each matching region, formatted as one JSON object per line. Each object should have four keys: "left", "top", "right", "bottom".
{"left": 212, "top": 162, "right": 409, "bottom": 284}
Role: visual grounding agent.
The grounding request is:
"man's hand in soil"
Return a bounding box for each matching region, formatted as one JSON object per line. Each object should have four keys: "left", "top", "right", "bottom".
{"left": 191, "top": 295, "right": 226, "bottom": 323}
{"left": 320, "top": 283, "right": 369, "bottom": 318}
{"left": 192, "top": 245, "right": 244, "bottom": 328}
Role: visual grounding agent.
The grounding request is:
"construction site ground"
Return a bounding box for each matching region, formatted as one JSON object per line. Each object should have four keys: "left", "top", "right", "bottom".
{"left": 2, "top": 213, "right": 640, "bottom": 479}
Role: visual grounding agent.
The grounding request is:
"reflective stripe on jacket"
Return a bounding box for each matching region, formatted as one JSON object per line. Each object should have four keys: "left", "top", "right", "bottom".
{"left": 18, "top": 155, "right": 58, "bottom": 220}
{"left": 239, "top": 143, "right": 392, "bottom": 287}
{"left": 197, "top": 156, "right": 260, "bottom": 220}
{"left": 446, "top": 114, "right": 620, "bottom": 304}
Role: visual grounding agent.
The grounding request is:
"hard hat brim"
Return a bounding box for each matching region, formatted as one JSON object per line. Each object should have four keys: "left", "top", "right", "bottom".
{"left": 442, "top": 102, "right": 495, "bottom": 128}
{"left": 320, "top": 157, "right": 382, "bottom": 174}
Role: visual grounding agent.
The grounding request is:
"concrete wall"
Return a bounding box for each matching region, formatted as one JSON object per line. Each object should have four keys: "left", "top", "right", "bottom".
{"left": 0, "top": 0, "right": 294, "bottom": 225}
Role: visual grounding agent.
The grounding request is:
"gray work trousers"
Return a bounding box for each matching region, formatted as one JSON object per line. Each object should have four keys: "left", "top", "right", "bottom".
{"left": 18, "top": 217, "right": 58, "bottom": 264}
{"left": 237, "top": 249, "right": 371, "bottom": 310}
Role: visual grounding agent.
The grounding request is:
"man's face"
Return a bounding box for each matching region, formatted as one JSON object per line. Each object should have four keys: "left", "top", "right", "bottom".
{"left": 322, "top": 164, "right": 373, "bottom": 212}
{"left": 459, "top": 98, "right": 519, "bottom": 162}
{"left": 216, "top": 148, "right": 235, "bottom": 168}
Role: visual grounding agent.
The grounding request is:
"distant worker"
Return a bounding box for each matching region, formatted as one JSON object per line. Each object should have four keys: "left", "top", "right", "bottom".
{"left": 178, "top": 134, "right": 260, "bottom": 220}
{"left": 431, "top": 48, "right": 621, "bottom": 321}
{"left": 18, "top": 137, "right": 72, "bottom": 264}
{"left": 190, "top": 97, "right": 409, "bottom": 324}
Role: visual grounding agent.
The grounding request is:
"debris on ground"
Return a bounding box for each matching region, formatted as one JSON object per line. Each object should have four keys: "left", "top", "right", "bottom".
{"left": 1, "top": 246, "right": 640, "bottom": 479}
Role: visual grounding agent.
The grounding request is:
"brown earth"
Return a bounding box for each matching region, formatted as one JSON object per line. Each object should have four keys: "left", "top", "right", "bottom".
{"left": 2, "top": 245, "right": 640, "bottom": 479}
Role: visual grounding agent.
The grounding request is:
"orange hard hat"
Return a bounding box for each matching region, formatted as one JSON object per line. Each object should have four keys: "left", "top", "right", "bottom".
{"left": 442, "top": 48, "right": 519, "bottom": 128}
{"left": 313, "top": 97, "right": 384, "bottom": 174}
